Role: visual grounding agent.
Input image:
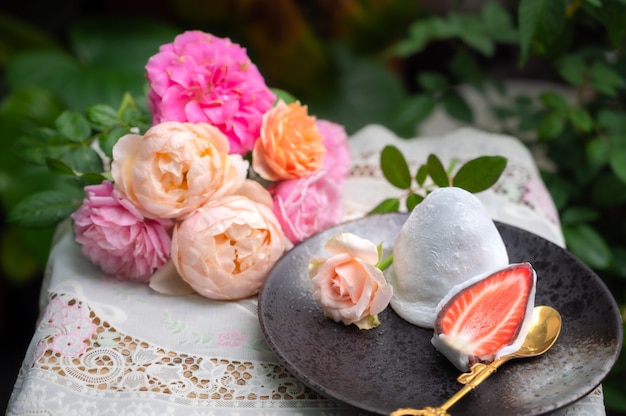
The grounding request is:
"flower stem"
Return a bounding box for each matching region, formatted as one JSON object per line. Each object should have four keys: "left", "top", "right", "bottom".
{"left": 377, "top": 254, "right": 394, "bottom": 271}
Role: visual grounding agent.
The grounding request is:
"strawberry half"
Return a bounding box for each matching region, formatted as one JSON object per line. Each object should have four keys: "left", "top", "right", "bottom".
{"left": 431, "top": 262, "right": 537, "bottom": 371}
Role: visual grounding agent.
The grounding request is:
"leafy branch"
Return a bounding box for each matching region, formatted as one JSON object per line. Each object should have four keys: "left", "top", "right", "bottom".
{"left": 368, "top": 145, "right": 507, "bottom": 214}
{"left": 8, "top": 93, "right": 150, "bottom": 228}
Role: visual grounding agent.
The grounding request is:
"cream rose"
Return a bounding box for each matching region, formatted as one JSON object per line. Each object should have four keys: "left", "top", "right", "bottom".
{"left": 309, "top": 233, "right": 393, "bottom": 329}
{"left": 171, "top": 194, "right": 288, "bottom": 300}
{"left": 111, "top": 121, "right": 248, "bottom": 220}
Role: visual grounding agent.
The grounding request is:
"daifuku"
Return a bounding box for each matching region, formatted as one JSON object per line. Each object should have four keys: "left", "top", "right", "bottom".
{"left": 389, "top": 187, "right": 509, "bottom": 328}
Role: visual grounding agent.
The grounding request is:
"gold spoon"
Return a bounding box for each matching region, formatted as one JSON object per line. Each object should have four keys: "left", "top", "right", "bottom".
{"left": 390, "top": 305, "right": 562, "bottom": 416}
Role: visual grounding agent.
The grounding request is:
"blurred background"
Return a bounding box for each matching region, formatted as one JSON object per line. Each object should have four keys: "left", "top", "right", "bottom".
{"left": 1, "top": 0, "right": 624, "bottom": 414}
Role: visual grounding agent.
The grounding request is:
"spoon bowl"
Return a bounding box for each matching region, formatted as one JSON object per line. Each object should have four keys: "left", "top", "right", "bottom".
{"left": 514, "top": 305, "right": 562, "bottom": 358}
{"left": 390, "top": 305, "right": 562, "bottom": 416}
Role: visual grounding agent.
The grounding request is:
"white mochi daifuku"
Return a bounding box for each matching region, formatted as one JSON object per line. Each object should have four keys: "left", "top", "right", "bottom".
{"left": 389, "top": 187, "right": 509, "bottom": 328}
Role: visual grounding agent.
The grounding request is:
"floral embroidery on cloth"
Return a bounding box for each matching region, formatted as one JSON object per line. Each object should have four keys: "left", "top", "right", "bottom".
{"left": 13, "top": 293, "right": 347, "bottom": 413}
{"left": 38, "top": 297, "right": 97, "bottom": 358}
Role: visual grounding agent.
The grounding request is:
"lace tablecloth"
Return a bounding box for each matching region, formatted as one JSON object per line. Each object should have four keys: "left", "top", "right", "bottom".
{"left": 7, "top": 125, "right": 606, "bottom": 415}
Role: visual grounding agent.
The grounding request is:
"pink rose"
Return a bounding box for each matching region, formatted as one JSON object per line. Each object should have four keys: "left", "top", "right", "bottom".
{"left": 317, "top": 119, "right": 351, "bottom": 186}
{"left": 146, "top": 30, "right": 275, "bottom": 155}
{"left": 272, "top": 170, "right": 343, "bottom": 244}
{"left": 71, "top": 181, "right": 173, "bottom": 282}
{"left": 111, "top": 121, "right": 248, "bottom": 220}
{"left": 171, "top": 194, "right": 288, "bottom": 300}
{"left": 309, "top": 233, "right": 393, "bottom": 329}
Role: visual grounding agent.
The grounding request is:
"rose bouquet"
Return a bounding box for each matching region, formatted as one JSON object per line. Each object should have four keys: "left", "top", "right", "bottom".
{"left": 10, "top": 30, "right": 350, "bottom": 301}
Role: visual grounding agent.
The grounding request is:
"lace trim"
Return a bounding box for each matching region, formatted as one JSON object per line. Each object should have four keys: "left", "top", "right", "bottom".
{"left": 24, "top": 292, "right": 340, "bottom": 409}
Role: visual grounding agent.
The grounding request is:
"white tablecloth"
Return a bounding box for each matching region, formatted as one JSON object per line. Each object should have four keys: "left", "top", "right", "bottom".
{"left": 7, "top": 125, "right": 606, "bottom": 415}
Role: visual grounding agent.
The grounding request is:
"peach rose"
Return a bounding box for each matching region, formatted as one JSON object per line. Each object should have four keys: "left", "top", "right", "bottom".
{"left": 111, "top": 121, "right": 248, "bottom": 220}
{"left": 309, "top": 233, "right": 393, "bottom": 329}
{"left": 171, "top": 194, "right": 288, "bottom": 300}
{"left": 252, "top": 100, "right": 326, "bottom": 181}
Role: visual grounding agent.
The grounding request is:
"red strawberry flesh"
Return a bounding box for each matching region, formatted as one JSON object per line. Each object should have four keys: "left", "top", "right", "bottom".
{"left": 432, "top": 262, "right": 537, "bottom": 371}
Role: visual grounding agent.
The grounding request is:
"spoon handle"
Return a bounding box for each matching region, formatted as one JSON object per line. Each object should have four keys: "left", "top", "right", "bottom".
{"left": 389, "top": 360, "right": 505, "bottom": 416}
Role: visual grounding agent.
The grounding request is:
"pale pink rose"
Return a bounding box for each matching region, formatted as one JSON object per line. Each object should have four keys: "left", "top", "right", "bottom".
{"left": 171, "top": 195, "right": 288, "bottom": 300}
{"left": 71, "top": 181, "right": 173, "bottom": 282}
{"left": 146, "top": 30, "right": 275, "bottom": 155}
{"left": 272, "top": 170, "right": 343, "bottom": 244}
{"left": 309, "top": 233, "right": 393, "bottom": 329}
{"left": 316, "top": 119, "right": 351, "bottom": 185}
{"left": 111, "top": 121, "right": 248, "bottom": 220}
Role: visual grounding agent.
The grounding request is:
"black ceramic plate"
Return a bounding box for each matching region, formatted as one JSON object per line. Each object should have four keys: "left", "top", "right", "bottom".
{"left": 258, "top": 213, "right": 623, "bottom": 416}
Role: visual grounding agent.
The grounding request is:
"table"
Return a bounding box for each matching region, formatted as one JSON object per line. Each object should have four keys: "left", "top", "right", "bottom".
{"left": 6, "top": 125, "right": 606, "bottom": 415}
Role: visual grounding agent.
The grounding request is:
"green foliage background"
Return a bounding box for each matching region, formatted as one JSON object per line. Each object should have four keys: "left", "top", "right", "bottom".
{"left": 0, "top": 0, "right": 624, "bottom": 413}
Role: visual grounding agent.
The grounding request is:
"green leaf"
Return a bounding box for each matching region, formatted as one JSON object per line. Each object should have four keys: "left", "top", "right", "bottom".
{"left": 80, "top": 172, "right": 108, "bottom": 184}
{"left": 406, "top": 192, "right": 425, "bottom": 211}
{"left": 14, "top": 128, "right": 72, "bottom": 165}
{"left": 98, "top": 125, "right": 128, "bottom": 158}
{"left": 368, "top": 198, "right": 400, "bottom": 215}
{"left": 538, "top": 112, "right": 565, "bottom": 139}
{"left": 380, "top": 145, "right": 412, "bottom": 189}
{"left": 68, "top": 146, "right": 104, "bottom": 173}
{"left": 0, "top": 87, "right": 66, "bottom": 129}
{"left": 568, "top": 108, "right": 594, "bottom": 132}
{"left": 392, "top": 19, "right": 437, "bottom": 56}
{"left": 452, "top": 156, "right": 507, "bottom": 193}
{"left": 459, "top": 161, "right": 501, "bottom": 192}
{"left": 271, "top": 88, "right": 298, "bottom": 104}
{"left": 449, "top": 50, "right": 484, "bottom": 85}
{"left": 390, "top": 94, "right": 436, "bottom": 136}
{"left": 563, "top": 223, "right": 612, "bottom": 270}
{"left": 586, "top": 137, "right": 610, "bottom": 172}
{"left": 8, "top": 190, "right": 82, "bottom": 227}
{"left": 589, "top": 60, "right": 624, "bottom": 97}
{"left": 590, "top": 171, "right": 626, "bottom": 206}
{"left": 597, "top": 109, "right": 626, "bottom": 135}
{"left": 609, "top": 139, "right": 626, "bottom": 183}
{"left": 518, "top": 0, "right": 566, "bottom": 63}
{"left": 481, "top": 2, "right": 519, "bottom": 43}
{"left": 416, "top": 164, "right": 428, "bottom": 186}
{"left": 56, "top": 110, "right": 92, "bottom": 142}
{"left": 560, "top": 206, "right": 599, "bottom": 225}
{"left": 417, "top": 72, "right": 449, "bottom": 92}
{"left": 45, "top": 158, "right": 76, "bottom": 175}
{"left": 87, "top": 104, "right": 119, "bottom": 129}
{"left": 557, "top": 55, "right": 587, "bottom": 86}
{"left": 427, "top": 154, "right": 449, "bottom": 187}
{"left": 539, "top": 91, "right": 569, "bottom": 111}
{"left": 459, "top": 31, "right": 495, "bottom": 56}
{"left": 441, "top": 90, "right": 473, "bottom": 123}
{"left": 120, "top": 105, "right": 144, "bottom": 126}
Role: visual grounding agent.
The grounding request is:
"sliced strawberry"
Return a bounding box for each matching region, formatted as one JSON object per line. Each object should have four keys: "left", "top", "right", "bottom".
{"left": 431, "top": 262, "right": 537, "bottom": 371}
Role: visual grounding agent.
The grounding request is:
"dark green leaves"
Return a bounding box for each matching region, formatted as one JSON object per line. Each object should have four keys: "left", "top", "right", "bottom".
{"left": 381, "top": 145, "right": 412, "bottom": 189}
{"left": 391, "top": 2, "right": 517, "bottom": 58}
{"left": 8, "top": 189, "right": 83, "bottom": 228}
{"left": 518, "top": 0, "right": 566, "bottom": 64}
{"left": 87, "top": 104, "right": 119, "bottom": 129}
{"left": 370, "top": 145, "right": 507, "bottom": 214}
{"left": 453, "top": 156, "right": 507, "bottom": 193}
{"left": 56, "top": 111, "right": 91, "bottom": 142}
{"left": 427, "top": 154, "right": 449, "bottom": 187}
{"left": 5, "top": 18, "right": 179, "bottom": 111}
{"left": 7, "top": 93, "right": 149, "bottom": 227}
